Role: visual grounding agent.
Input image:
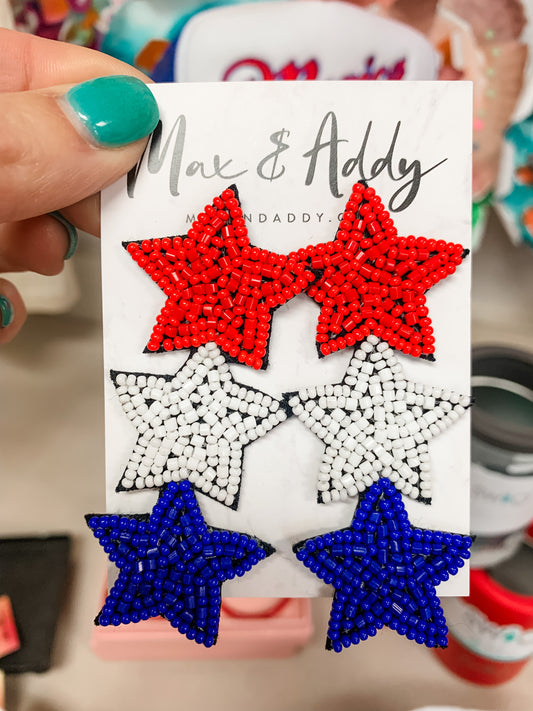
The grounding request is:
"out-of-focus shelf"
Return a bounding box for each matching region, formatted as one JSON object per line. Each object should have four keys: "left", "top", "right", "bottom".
{"left": 472, "top": 210, "right": 533, "bottom": 352}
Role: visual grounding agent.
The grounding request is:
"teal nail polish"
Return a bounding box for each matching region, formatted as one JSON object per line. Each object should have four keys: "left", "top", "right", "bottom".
{"left": 0, "top": 295, "right": 14, "bottom": 328}
{"left": 50, "top": 212, "right": 78, "bottom": 260}
{"left": 64, "top": 76, "right": 159, "bottom": 148}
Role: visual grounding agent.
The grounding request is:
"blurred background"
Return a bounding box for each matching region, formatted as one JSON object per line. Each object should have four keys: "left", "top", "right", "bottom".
{"left": 2, "top": 1, "right": 533, "bottom": 710}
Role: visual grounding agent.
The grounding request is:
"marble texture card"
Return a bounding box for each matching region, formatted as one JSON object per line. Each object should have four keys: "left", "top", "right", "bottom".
{"left": 101, "top": 81, "right": 472, "bottom": 597}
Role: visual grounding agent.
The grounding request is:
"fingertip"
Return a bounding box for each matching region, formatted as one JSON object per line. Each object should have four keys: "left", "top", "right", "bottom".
{"left": 0, "top": 216, "right": 72, "bottom": 276}
{"left": 0, "top": 89, "right": 156, "bottom": 223}
{"left": 0, "top": 278, "right": 27, "bottom": 344}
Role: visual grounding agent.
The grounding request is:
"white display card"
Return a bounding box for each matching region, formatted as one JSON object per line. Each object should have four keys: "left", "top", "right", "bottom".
{"left": 101, "top": 81, "right": 472, "bottom": 596}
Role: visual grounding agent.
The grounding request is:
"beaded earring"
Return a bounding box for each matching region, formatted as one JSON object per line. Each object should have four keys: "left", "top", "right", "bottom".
{"left": 124, "top": 185, "right": 319, "bottom": 370}
{"left": 293, "top": 479, "right": 472, "bottom": 652}
{"left": 306, "top": 182, "right": 469, "bottom": 360}
{"left": 86, "top": 480, "right": 274, "bottom": 646}
{"left": 286, "top": 336, "right": 472, "bottom": 504}
{"left": 111, "top": 343, "right": 290, "bottom": 507}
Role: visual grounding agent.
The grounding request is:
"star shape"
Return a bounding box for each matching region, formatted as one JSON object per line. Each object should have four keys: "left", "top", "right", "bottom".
{"left": 286, "top": 335, "right": 471, "bottom": 504}
{"left": 86, "top": 481, "right": 273, "bottom": 646}
{"left": 125, "top": 185, "right": 317, "bottom": 370}
{"left": 293, "top": 478, "right": 473, "bottom": 652}
{"left": 306, "top": 182, "right": 468, "bottom": 360}
{"left": 112, "top": 342, "right": 289, "bottom": 509}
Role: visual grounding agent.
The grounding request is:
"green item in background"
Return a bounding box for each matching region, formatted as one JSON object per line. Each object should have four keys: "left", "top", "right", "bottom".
{"left": 472, "top": 193, "right": 492, "bottom": 251}
{"left": 496, "top": 117, "right": 533, "bottom": 249}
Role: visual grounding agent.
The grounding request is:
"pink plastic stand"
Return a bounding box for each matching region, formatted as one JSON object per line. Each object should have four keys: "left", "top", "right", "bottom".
{"left": 91, "top": 596, "right": 313, "bottom": 660}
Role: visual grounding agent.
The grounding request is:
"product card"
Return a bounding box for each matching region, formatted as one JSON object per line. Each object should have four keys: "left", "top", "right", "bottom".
{"left": 101, "top": 81, "right": 472, "bottom": 596}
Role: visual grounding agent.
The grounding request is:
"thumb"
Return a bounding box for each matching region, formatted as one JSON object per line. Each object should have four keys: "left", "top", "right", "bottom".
{"left": 0, "top": 75, "right": 159, "bottom": 223}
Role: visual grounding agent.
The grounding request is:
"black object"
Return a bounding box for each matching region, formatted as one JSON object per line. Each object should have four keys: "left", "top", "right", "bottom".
{"left": 0, "top": 536, "right": 71, "bottom": 673}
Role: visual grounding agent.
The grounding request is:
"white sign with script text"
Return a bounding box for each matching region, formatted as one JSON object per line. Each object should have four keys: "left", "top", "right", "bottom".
{"left": 101, "top": 81, "right": 471, "bottom": 596}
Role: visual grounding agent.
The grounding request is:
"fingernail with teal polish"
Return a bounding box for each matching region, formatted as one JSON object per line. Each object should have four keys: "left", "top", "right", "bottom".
{"left": 63, "top": 76, "right": 159, "bottom": 148}
{"left": 0, "top": 296, "right": 14, "bottom": 328}
{"left": 50, "top": 212, "right": 78, "bottom": 260}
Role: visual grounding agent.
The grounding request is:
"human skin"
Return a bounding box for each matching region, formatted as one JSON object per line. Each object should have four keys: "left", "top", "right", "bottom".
{"left": 0, "top": 28, "right": 156, "bottom": 343}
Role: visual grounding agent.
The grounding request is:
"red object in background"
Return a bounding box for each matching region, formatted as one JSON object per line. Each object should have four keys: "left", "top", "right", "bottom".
{"left": 0, "top": 595, "right": 20, "bottom": 659}
{"left": 221, "top": 598, "right": 291, "bottom": 619}
{"left": 434, "top": 570, "right": 533, "bottom": 685}
{"left": 91, "top": 589, "right": 313, "bottom": 660}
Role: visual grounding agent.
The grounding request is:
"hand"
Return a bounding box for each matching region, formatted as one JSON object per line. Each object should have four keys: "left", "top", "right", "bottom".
{"left": 0, "top": 29, "right": 160, "bottom": 343}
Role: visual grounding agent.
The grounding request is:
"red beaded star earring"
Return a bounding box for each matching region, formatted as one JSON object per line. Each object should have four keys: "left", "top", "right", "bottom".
{"left": 124, "top": 186, "right": 318, "bottom": 370}
{"left": 306, "top": 182, "right": 468, "bottom": 360}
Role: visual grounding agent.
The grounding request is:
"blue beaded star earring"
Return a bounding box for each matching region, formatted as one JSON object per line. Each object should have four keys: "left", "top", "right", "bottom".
{"left": 86, "top": 480, "right": 274, "bottom": 647}
{"left": 293, "top": 479, "right": 472, "bottom": 653}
